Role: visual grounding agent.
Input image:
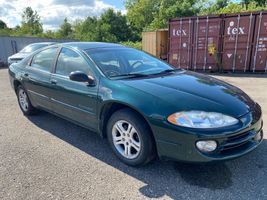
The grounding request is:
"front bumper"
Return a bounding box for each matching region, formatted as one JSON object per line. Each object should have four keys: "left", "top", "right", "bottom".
{"left": 150, "top": 105, "right": 263, "bottom": 163}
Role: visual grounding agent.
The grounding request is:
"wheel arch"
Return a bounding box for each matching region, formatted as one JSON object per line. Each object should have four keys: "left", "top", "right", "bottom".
{"left": 99, "top": 101, "right": 156, "bottom": 145}
{"left": 13, "top": 79, "right": 22, "bottom": 93}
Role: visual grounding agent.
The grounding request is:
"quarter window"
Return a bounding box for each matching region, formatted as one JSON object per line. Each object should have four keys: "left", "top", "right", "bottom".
{"left": 31, "top": 47, "right": 58, "bottom": 72}
{"left": 56, "top": 48, "right": 91, "bottom": 76}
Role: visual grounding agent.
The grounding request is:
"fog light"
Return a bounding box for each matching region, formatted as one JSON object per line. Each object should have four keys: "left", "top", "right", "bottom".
{"left": 254, "top": 131, "right": 263, "bottom": 142}
{"left": 196, "top": 140, "right": 217, "bottom": 153}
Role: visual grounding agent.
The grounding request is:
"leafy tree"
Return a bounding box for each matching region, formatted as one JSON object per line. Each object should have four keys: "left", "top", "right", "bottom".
{"left": 57, "top": 18, "right": 73, "bottom": 38}
{"left": 241, "top": 0, "right": 252, "bottom": 9}
{"left": 0, "top": 20, "right": 7, "bottom": 29}
{"left": 125, "top": 0, "right": 160, "bottom": 33}
{"left": 125, "top": 0, "right": 199, "bottom": 32}
{"left": 73, "top": 17, "right": 99, "bottom": 41}
{"left": 20, "top": 7, "right": 43, "bottom": 35}
{"left": 216, "top": 0, "right": 229, "bottom": 8}
{"left": 254, "top": 0, "right": 266, "bottom": 6}
{"left": 42, "top": 30, "right": 57, "bottom": 39}
{"left": 149, "top": 0, "right": 199, "bottom": 29}
{"left": 99, "top": 9, "right": 133, "bottom": 42}
{"left": 97, "top": 22, "right": 118, "bottom": 42}
{"left": 73, "top": 9, "right": 136, "bottom": 42}
{"left": 200, "top": 0, "right": 229, "bottom": 15}
{"left": 216, "top": 2, "right": 265, "bottom": 14}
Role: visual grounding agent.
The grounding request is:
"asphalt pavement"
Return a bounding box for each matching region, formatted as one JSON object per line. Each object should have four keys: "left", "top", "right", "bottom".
{"left": 0, "top": 68, "right": 266, "bottom": 200}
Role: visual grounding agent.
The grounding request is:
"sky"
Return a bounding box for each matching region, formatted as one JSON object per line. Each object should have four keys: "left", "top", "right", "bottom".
{"left": 0, "top": 0, "right": 126, "bottom": 30}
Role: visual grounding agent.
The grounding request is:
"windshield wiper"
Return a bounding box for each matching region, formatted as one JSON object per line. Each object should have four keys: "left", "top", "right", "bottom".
{"left": 110, "top": 69, "right": 180, "bottom": 79}
{"left": 110, "top": 73, "right": 149, "bottom": 78}
{"left": 152, "top": 68, "right": 180, "bottom": 75}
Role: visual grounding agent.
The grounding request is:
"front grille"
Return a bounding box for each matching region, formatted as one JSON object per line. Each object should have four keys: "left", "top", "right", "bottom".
{"left": 10, "top": 58, "right": 22, "bottom": 61}
{"left": 220, "top": 141, "right": 252, "bottom": 155}
{"left": 218, "top": 130, "right": 260, "bottom": 155}
{"left": 222, "top": 140, "right": 249, "bottom": 151}
{"left": 204, "top": 110, "right": 263, "bottom": 158}
{"left": 227, "top": 131, "right": 250, "bottom": 143}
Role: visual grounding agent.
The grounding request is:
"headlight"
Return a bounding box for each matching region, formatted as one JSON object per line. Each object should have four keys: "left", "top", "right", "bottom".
{"left": 167, "top": 111, "right": 238, "bottom": 128}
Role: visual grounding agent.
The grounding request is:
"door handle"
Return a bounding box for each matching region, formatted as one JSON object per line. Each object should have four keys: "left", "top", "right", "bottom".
{"left": 51, "top": 79, "right": 57, "bottom": 84}
{"left": 24, "top": 73, "right": 29, "bottom": 77}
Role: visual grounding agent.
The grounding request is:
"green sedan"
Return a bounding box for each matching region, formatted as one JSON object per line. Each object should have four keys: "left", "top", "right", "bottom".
{"left": 8, "top": 42, "right": 263, "bottom": 166}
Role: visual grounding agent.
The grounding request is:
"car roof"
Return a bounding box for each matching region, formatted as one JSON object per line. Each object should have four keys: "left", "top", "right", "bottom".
{"left": 62, "top": 42, "right": 125, "bottom": 50}
{"left": 30, "top": 42, "right": 57, "bottom": 45}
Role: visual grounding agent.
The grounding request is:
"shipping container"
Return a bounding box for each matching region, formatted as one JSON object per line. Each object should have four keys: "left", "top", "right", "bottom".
{"left": 251, "top": 11, "right": 267, "bottom": 72}
{"left": 192, "top": 16, "right": 223, "bottom": 71}
{"left": 168, "top": 16, "right": 222, "bottom": 71}
{"left": 168, "top": 17, "right": 193, "bottom": 69}
{"left": 221, "top": 13, "right": 255, "bottom": 72}
{"left": 168, "top": 11, "right": 267, "bottom": 73}
{"left": 142, "top": 30, "right": 168, "bottom": 59}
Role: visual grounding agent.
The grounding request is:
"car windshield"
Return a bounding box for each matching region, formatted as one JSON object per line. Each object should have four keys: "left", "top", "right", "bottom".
{"left": 20, "top": 44, "right": 49, "bottom": 53}
{"left": 85, "top": 48, "right": 175, "bottom": 78}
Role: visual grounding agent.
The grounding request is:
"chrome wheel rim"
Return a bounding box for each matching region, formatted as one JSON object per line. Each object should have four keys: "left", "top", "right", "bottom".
{"left": 18, "top": 89, "right": 29, "bottom": 112}
{"left": 112, "top": 120, "right": 141, "bottom": 159}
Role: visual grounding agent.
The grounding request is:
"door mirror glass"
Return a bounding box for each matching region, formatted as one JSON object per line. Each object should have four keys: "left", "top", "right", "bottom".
{"left": 69, "top": 71, "right": 95, "bottom": 86}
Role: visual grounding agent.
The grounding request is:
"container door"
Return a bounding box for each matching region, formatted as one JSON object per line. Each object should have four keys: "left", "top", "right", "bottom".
{"left": 192, "top": 17, "right": 222, "bottom": 71}
{"left": 157, "top": 31, "right": 168, "bottom": 60}
{"left": 142, "top": 32, "right": 157, "bottom": 57}
{"left": 251, "top": 12, "right": 267, "bottom": 72}
{"left": 168, "top": 18, "right": 193, "bottom": 69}
{"left": 222, "top": 14, "right": 255, "bottom": 72}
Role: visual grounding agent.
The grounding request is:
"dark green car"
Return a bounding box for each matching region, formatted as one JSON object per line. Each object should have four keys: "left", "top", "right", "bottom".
{"left": 9, "top": 42, "right": 263, "bottom": 166}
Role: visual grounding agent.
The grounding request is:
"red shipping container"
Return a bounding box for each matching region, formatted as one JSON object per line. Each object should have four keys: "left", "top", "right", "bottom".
{"left": 251, "top": 11, "right": 267, "bottom": 72}
{"left": 168, "top": 17, "right": 193, "bottom": 69}
{"left": 168, "top": 11, "right": 267, "bottom": 73}
{"left": 168, "top": 16, "right": 222, "bottom": 71}
{"left": 192, "top": 16, "right": 223, "bottom": 71}
{"left": 222, "top": 13, "right": 255, "bottom": 72}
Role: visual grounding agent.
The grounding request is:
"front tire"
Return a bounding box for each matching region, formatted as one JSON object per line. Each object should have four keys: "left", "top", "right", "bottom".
{"left": 16, "top": 85, "right": 37, "bottom": 115}
{"left": 107, "top": 109, "right": 155, "bottom": 166}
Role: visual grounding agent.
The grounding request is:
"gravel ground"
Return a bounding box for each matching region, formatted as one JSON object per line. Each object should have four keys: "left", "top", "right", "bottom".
{"left": 0, "top": 68, "right": 266, "bottom": 200}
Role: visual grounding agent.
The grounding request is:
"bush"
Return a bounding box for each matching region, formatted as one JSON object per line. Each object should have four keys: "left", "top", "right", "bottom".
{"left": 120, "top": 41, "right": 142, "bottom": 50}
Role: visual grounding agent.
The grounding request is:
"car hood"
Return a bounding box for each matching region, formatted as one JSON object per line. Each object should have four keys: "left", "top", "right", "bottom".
{"left": 120, "top": 71, "right": 255, "bottom": 118}
{"left": 8, "top": 52, "right": 29, "bottom": 60}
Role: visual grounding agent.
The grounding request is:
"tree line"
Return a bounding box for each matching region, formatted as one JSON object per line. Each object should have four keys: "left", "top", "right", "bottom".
{"left": 0, "top": 0, "right": 266, "bottom": 47}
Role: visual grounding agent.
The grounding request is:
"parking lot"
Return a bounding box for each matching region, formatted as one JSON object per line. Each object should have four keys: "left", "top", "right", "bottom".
{"left": 0, "top": 68, "right": 266, "bottom": 200}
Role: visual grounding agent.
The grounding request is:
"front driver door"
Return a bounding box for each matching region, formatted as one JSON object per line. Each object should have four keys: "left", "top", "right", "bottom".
{"left": 49, "top": 47, "right": 98, "bottom": 130}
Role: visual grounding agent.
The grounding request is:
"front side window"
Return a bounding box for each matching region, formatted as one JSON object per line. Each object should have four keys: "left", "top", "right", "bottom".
{"left": 56, "top": 48, "right": 91, "bottom": 76}
{"left": 31, "top": 47, "right": 58, "bottom": 72}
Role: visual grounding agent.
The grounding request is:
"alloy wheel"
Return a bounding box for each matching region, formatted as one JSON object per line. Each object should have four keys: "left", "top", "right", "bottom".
{"left": 112, "top": 120, "right": 141, "bottom": 159}
{"left": 18, "top": 89, "right": 29, "bottom": 112}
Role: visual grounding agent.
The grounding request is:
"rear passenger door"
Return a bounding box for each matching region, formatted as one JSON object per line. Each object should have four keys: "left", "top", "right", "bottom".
{"left": 50, "top": 47, "right": 99, "bottom": 130}
{"left": 23, "top": 47, "right": 58, "bottom": 110}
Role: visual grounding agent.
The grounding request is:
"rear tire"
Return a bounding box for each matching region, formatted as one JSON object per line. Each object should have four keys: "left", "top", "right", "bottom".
{"left": 107, "top": 108, "right": 155, "bottom": 166}
{"left": 16, "top": 85, "right": 37, "bottom": 115}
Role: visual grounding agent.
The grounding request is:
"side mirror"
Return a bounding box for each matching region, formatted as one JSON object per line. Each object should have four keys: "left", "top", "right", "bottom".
{"left": 69, "top": 71, "right": 95, "bottom": 86}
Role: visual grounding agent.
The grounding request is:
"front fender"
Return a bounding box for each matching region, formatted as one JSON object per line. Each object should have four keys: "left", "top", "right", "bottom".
{"left": 98, "top": 78, "right": 170, "bottom": 121}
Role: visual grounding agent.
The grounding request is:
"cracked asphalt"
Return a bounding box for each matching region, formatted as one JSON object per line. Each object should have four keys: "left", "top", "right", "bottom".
{"left": 0, "top": 68, "right": 266, "bottom": 200}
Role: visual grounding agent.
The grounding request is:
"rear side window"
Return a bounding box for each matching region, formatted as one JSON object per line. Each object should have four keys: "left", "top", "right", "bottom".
{"left": 56, "top": 48, "right": 91, "bottom": 76}
{"left": 31, "top": 47, "right": 58, "bottom": 72}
